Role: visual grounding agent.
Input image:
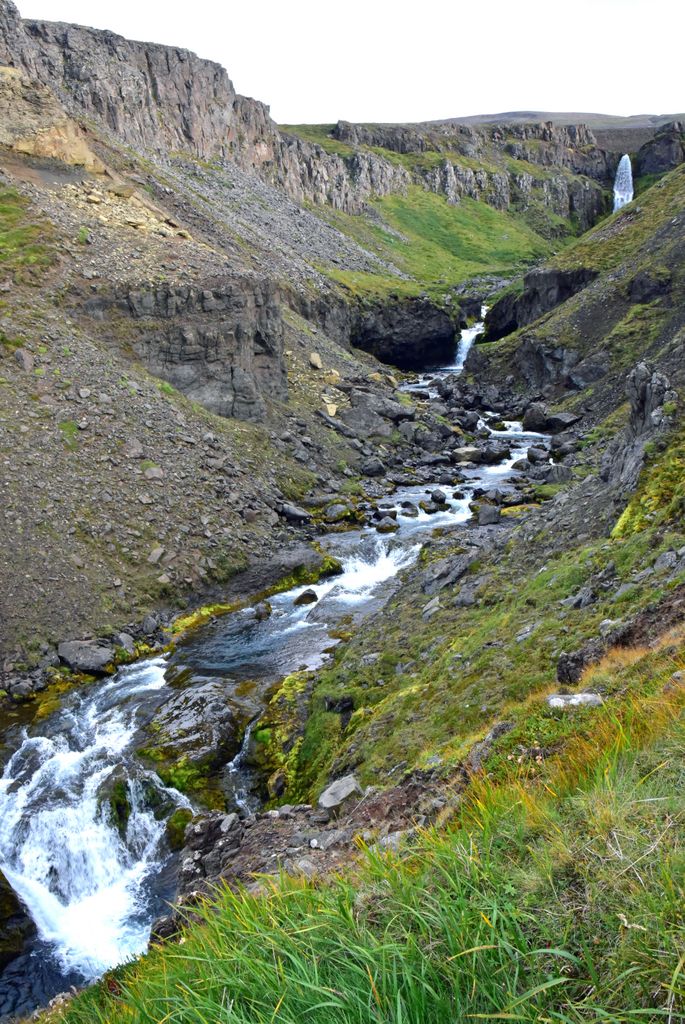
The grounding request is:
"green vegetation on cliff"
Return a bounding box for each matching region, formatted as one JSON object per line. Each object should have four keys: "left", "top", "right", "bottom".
{"left": 320, "top": 187, "right": 553, "bottom": 298}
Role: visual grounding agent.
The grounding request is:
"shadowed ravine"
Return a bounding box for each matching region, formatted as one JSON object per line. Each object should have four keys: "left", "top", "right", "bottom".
{"left": 0, "top": 318, "right": 545, "bottom": 1018}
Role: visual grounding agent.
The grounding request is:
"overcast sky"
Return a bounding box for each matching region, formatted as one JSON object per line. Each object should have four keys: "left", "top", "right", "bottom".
{"left": 17, "top": 0, "right": 683, "bottom": 124}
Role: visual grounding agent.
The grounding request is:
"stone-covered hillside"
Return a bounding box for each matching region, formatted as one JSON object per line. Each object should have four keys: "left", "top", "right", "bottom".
{"left": 0, "top": 0, "right": 670, "bottom": 666}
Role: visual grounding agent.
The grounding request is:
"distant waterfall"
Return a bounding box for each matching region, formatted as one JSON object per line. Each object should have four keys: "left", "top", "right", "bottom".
{"left": 613, "top": 154, "right": 634, "bottom": 211}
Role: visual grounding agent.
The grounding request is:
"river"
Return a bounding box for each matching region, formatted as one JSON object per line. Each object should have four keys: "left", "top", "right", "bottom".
{"left": 0, "top": 312, "right": 544, "bottom": 1017}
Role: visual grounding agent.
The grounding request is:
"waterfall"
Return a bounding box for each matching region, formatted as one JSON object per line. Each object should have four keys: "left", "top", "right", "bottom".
{"left": 0, "top": 660, "right": 183, "bottom": 984}
{"left": 613, "top": 154, "right": 633, "bottom": 211}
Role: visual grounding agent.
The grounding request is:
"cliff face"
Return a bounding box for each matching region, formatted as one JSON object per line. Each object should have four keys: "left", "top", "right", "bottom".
{"left": 1, "top": 3, "right": 240, "bottom": 159}
{"left": 84, "top": 277, "right": 287, "bottom": 421}
{"left": 0, "top": 63, "right": 103, "bottom": 169}
{"left": 635, "top": 121, "right": 685, "bottom": 177}
{"left": 0, "top": 0, "right": 610, "bottom": 226}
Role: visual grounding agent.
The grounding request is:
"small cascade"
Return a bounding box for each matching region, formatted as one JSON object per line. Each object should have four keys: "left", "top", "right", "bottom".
{"left": 613, "top": 154, "right": 634, "bottom": 211}
{"left": 452, "top": 303, "right": 488, "bottom": 372}
{"left": 0, "top": 660, "right": 184, "bottom": 992}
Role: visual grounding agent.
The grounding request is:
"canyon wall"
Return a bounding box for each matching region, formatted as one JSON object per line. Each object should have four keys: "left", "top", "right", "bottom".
{"left": 0, "top": 1, "right": 610, "bottom": 225}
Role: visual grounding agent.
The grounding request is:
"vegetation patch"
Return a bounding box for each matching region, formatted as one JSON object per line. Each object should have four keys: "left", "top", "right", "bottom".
{"left": 53, "top": 673, "right": 685, "bottom": 1024}
{"left": 0, "top": 186, "right": 55, "bottom": 281}
{"left": 319, "top": 187, "right": 552, "bottom": 299}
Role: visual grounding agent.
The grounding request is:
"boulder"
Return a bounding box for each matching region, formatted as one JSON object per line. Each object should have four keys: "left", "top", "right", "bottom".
{"left": 360, "top": 456, "right": 386, "bottom": 477}
{"left": 57, "top": 639, "right": 115, "bottom": 674}
{"left": 138, "top": 680, "right": 241, "bottom": 769}
{"left": 294, "top": 588, "right": 318, "bottom": 606}
{"left": 478, "top": 505, "right": 501, "bottom": 526}
{"left": 452, "top": 446, "right": 481, "bottom": 464}
{"left": 523, "top": 403, "right": 581, "bottom": 434}
{"left": 309, "top": 352, "right": 323, "bottom": 369}
{"left": 635, "top": 121, "right": 685, "bottom": 177}
{"left": 317, "top": 774, "right": 362, "bottom": 813}
{"left": 339, "top": 389, "right": 414, "bottom": 438}
{"left": 546, "top": 692, "right": 603, "bottom": 709}
{"left": 545, "top": 411, "right": 582, "bottom": 433}
{"left": 540, "top": 463, "right": 573, "bottom": 483}
{"left": 279, "top": 503, "right": 312, "bottom": 523}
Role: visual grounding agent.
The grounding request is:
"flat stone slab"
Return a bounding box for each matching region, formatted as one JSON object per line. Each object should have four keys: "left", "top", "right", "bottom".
{"left": 317, "top": 774, "right": 362, "bottom": 811}
{"left": 546, "top": 692, "right": 604, "bottom": 709}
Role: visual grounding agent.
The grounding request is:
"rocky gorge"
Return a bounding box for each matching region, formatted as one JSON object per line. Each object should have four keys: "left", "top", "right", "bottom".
{"left": 0, "top": 1, "right": 684, "bottom": 1020}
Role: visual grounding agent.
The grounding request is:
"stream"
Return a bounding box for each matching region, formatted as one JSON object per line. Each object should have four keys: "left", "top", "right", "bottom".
{"left": 0, "top": 313, "right": 543, "bottom": 1017}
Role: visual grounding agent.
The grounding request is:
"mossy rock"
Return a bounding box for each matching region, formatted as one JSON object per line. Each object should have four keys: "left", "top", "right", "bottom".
{"left": 165, "top": 808, "right": 194, "bottom": 851}
{"left": 107, "top": 778, "right": 132, "bottom": 836}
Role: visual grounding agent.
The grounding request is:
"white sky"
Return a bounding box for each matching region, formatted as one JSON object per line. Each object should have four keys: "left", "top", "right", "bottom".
{"left": 16, "top": 0, "right": 684, "bottom": 124}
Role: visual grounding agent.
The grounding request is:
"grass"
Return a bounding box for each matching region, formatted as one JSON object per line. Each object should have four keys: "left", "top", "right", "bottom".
{"left": 322, "top": 187, "right": 553, "bottom": 299}
{"left": 259, "top": 405, "right": 685, "bottom": 801}
{"left": 51, "top": 674, "right": 685, "bottom": 1024}
{"left": 0, "top": 186, "right": 54, "bottom": 281}
{"left": 554, "top": 163, "right": 685, "bottom": 274}
{"left": 278, "top": 124, "right": 356, "bottom": 157}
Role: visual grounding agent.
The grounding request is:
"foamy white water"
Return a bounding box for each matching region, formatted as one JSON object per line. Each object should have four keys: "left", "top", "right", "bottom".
{"left": 0, "top": 659, "right": 182, "bottom": 980}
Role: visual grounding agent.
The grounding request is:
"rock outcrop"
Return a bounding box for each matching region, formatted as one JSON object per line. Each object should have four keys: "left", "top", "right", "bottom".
{"left": 1, "top": 4, "right": 240, "bottom": 161}
{"left": 0, "top": 64, "right": 103, "bottom": 170}
{"left": 351, "top": 296, "right": 457, "bottom": 369}
{"left": 601, "top": 362, "right": 676, "bottom": 489}
{"left": 635, "top": 121, "right": 685, "bottom": 178}
{"left": 0, "top": 2, "right": 612, "bottom": 225}
{"left": 83, "top": 277, "right": 287, "bottom": 421}
{"left": 483, "top": 267, "right": 599, "bottom": 341}
{"left": 0, "top": 870, "right": 35, "bottom": 970}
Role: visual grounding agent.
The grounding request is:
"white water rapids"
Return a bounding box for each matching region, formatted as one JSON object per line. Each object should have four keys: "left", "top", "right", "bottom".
{"left": 0, "top": 312, "right": 541, "bottom": 1015}
{"left": 0, "top": 659, "right": 184, "bottom": 985}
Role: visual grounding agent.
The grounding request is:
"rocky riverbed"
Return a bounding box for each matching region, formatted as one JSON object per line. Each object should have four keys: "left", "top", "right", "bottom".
{"left": 0, "top": 309, "right": 580, "bottom": 1017}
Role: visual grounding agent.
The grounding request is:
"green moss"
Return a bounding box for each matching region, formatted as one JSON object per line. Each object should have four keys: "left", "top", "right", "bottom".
{"left": 613, "top": 423, "right": 685, "bottom": 537}
{"left": 165, "top": 807, "right": 193, "bottom": 851}
{"left": 171, "top": 551, "right": 343, "bottom": 637}
{"left": 137, "top": 750, "right": 223, "bottom": 809}
{"left": 249, "top": 671, "right": 317, "bottom": 802}
{"left": 58, "top": 419, "right": 79, "bottom": 451}
{"left": 30, "top": 668, "right": 97, "bottom": 721}
{"left": 276, "top": 466, "right": 317, "bottom": 502}
{"left": 107, "top": 780, "right": 131, "bottom": 836}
